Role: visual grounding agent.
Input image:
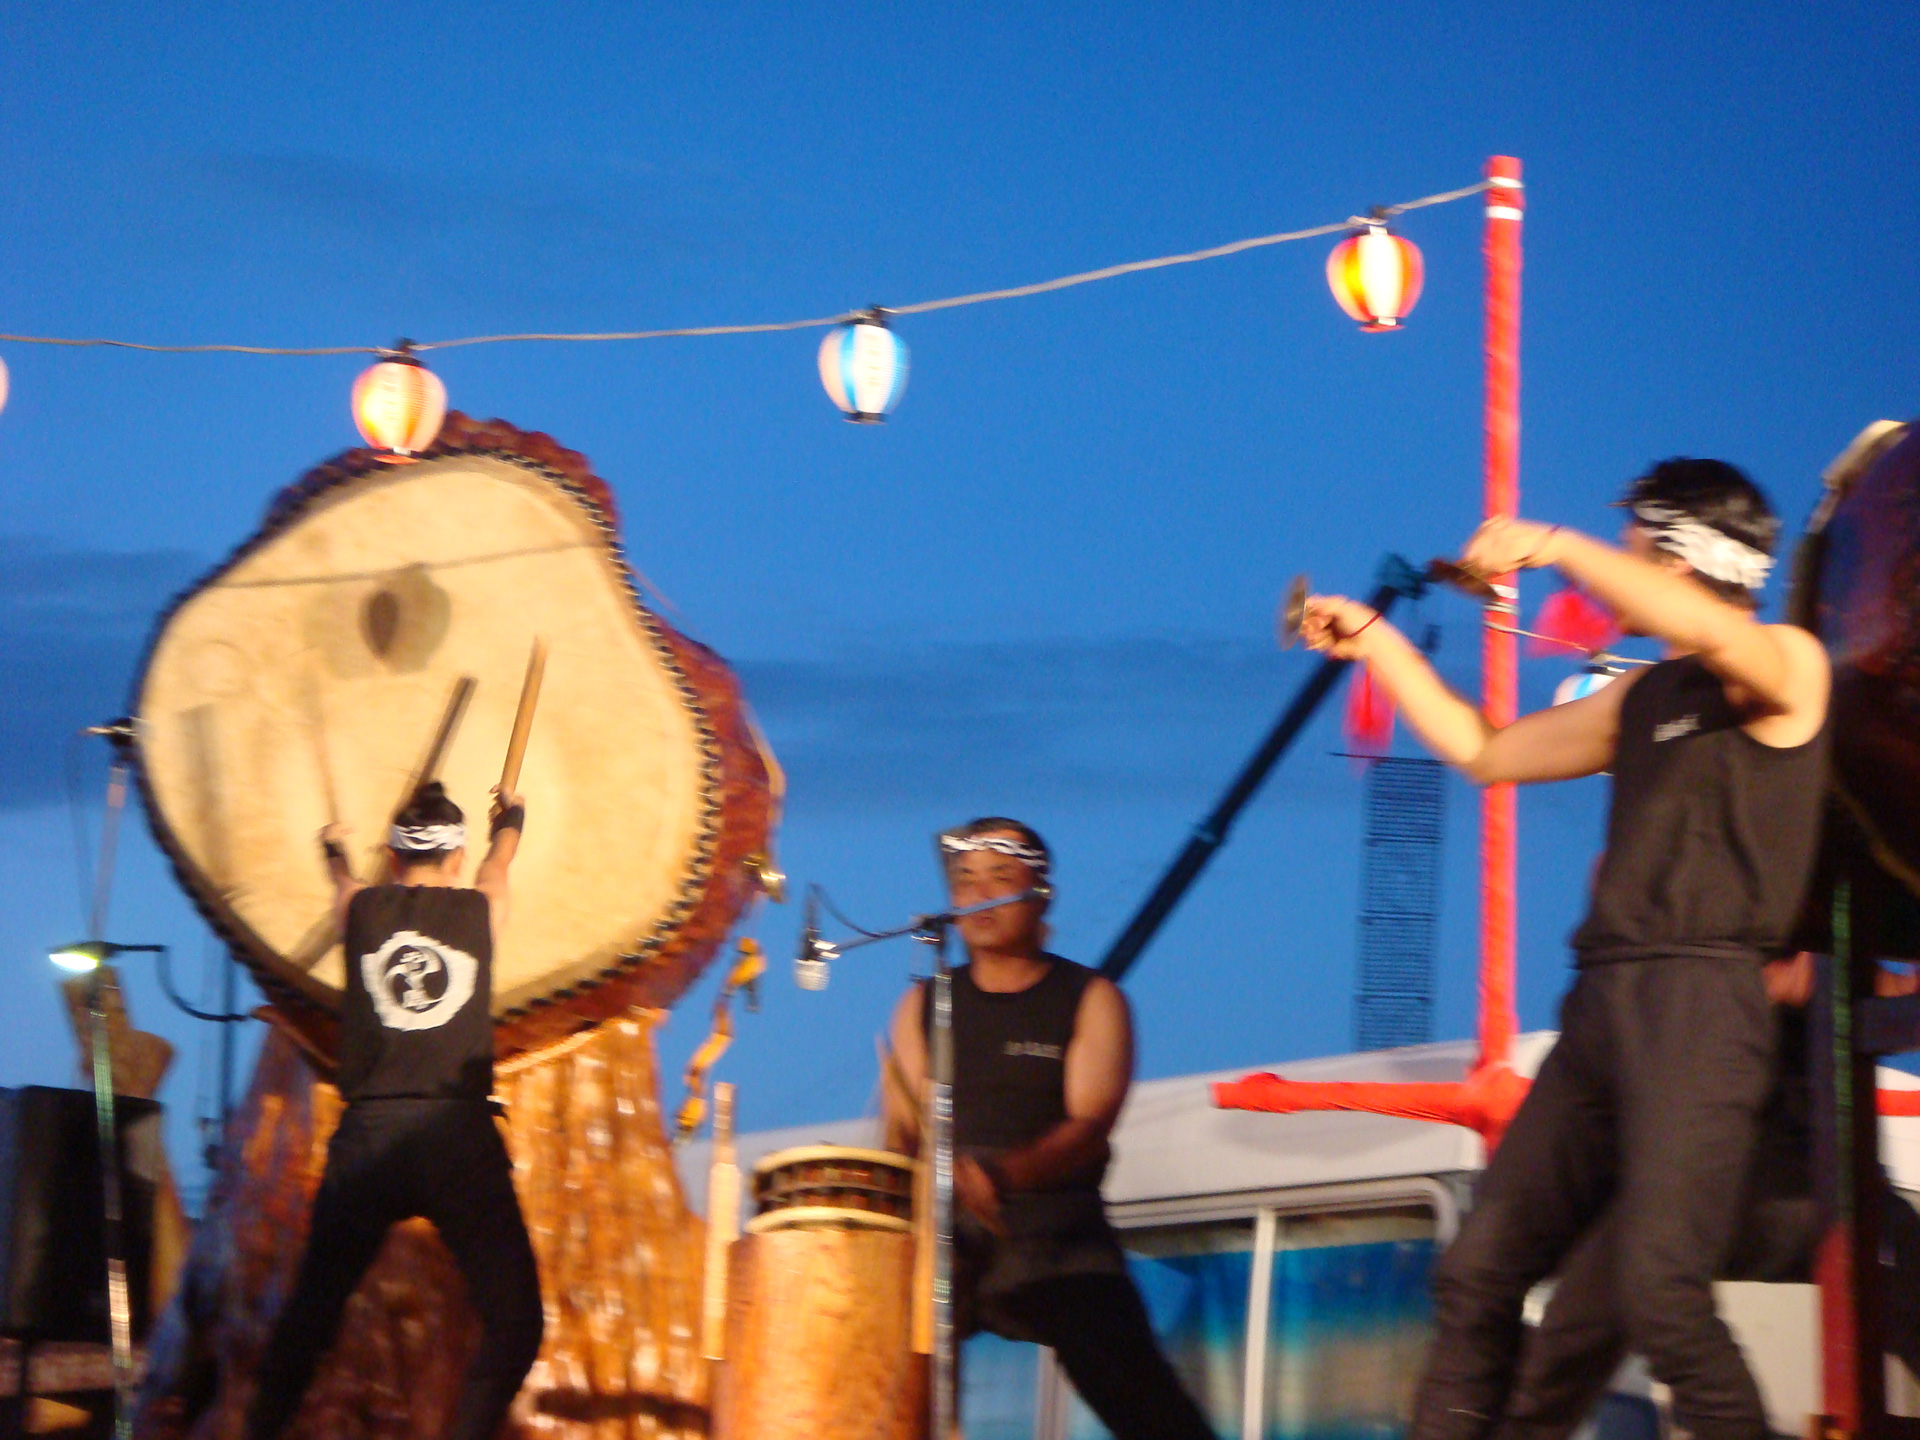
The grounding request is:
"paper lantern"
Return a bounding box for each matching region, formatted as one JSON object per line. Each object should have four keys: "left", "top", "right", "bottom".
{"left": 352, "top": 345, "right": 447, "bottom": 461}
{"left": 818, "top": 309, "right": 908, "bottom": 423}
{"left": 1553, "top": 664, "right": 1623, "bottom": 707}
{"left": 1326, "top": 223, "right": 1425, "bottom": 332}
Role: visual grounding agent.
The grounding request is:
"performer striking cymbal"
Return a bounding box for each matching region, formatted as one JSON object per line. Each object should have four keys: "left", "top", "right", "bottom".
{"left": 245, "top": 782, "right": 542, "bottom": 1440}
{"left": 1300, "top": 459, "right": 1830, "bottom": 1440}
{"left": 884, "top": 818, "right": 1214, "bottom": 1440}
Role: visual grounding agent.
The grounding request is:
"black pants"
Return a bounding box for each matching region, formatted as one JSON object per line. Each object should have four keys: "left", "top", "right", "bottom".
{"left": 968, "top": 1274, "right": 1216, "bottom": 1440}
{"left": 245, "top": 1099, "right": 544, "bottom": 1440}
{"left": 1412, "top": 960, "right": 1776, "bottom": 1440}
{"left": 1501, "top": 1179, "right": 1920, "bottom": 1440}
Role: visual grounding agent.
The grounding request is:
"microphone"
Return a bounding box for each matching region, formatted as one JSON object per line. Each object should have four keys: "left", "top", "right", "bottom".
{"left": 794, "top": 889, "right": 832, "bottom": 992}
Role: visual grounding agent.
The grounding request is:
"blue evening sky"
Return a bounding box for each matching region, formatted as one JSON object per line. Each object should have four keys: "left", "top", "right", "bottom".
{"left": 0, "top": 2, "right": 1915, "bottom": 1200}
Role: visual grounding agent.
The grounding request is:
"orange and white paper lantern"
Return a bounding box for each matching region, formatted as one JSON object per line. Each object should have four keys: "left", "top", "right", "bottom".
{"left": 351, "top": 349, "right": 447, "bottom": 461}
{"left": 1326, "top": 224, "right": 1425, "bottom": 332}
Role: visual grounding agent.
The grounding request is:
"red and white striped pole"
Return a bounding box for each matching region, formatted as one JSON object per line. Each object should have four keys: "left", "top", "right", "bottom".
{"left": 1479, "top": 156, "right": 1524, "bottom": 1073}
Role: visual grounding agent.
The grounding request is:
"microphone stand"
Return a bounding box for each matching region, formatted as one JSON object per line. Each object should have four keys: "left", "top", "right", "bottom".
{"left": 798, "top": 887, "right": 1043, "bottom": 1440}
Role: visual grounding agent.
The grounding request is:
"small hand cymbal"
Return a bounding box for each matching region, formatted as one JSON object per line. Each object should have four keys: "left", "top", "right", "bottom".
{"left": 1425, "top": 558, "right": 1499, "bottom": 601}
{"left": 1277, "top": 574, "right": 1310, "bottom": 648}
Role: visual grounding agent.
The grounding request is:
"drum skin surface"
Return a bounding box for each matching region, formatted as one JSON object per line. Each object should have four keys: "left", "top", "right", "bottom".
{"left": 1804, "top": 421, "right": 1920, "bottom": 898}
{"left": 712, "top": 1229, "right": 927, "bottom": 1440}
{"left": 130, "top": 414, "right": 776, "bottom": 1057}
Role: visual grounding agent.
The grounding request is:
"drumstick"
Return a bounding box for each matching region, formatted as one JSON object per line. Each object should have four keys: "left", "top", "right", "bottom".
{"left": 305, "top": 677, "right": 341, "bottom": 827}
{"left": 876, "top": 1035, "right": 918, "bottom": 1122}
{"left": 877, "top": 1033, "right": 938, "bottom": 1354}
{"left": 701, "top": 1082, "right": 740, "bottom": 1362}
{"left": 909, "top": 1071, "right": 935, "bottom": 1356}
{"left": 498, "top": 639, "right": 547, "bottom": 797}
{"left": 289, "top": 674, "right": 477, "bottom": 971}
{"left": 414, "top": 674, "right": 478, "bottom": 791}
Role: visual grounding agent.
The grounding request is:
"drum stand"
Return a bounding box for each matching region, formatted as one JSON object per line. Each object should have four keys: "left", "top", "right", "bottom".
{"left": 799, "top": 885, "right": 1046, "bottom": 1440}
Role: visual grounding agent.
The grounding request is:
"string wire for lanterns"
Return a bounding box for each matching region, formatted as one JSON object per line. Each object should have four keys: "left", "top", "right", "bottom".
{"left": 0, "top": 179, "right": 1493, "bottom": 358}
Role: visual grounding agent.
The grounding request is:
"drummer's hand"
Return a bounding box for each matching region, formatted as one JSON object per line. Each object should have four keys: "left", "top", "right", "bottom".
{"left": 1762, "top": 952, "right": 1814, "bottom": 1007}
{"left": 490, "top": 786, "right": 524, "bottom": 819}
{"left": 1299, "top": 596, "right": 1381, "bottom": 660}
{"left": 955, "top": 1156, "right": 1005, "bottom": 1235}
{"left": 1459, "top": 516, "right": 1565, "bottom": 576}
{"left": 1878, "top": 963, "right": 1920, "bottom": 999}
{"left": 320, "top": 821, "right": 351, "bottom": 847}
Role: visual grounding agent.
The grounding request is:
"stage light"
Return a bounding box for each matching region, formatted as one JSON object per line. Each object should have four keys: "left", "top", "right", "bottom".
{"left": 352, "top": 342, "right": 447, "bottom": 461}
{"left": 818, "top": 308, "right": 908, "bottom": 423}
{"left": 50, "top": 941, "right": 110, "bottom": 974}
{"left": 1326, "top": 220, "right": 1424, "bottom": 332}
{"left": 0, "top": 356, "right": 9, "bottom": 416}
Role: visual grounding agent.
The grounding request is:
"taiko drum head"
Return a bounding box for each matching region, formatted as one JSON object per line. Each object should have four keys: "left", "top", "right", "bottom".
{"left": 1795, "top": 419, "right": 1920, "bottom": 899}
{"left": 130, "top": 414, "right": 777, "bottom": 1057}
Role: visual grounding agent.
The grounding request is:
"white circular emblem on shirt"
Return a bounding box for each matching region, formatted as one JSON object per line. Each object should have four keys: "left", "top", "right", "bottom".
{"left": 360, "top": 930, "right": 479, "bottom": 1031}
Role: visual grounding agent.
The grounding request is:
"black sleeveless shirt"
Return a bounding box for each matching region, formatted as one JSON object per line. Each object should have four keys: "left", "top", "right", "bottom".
{"left": 1572, "top": 655, "right": 1829, "bottom": 966}
{"left": 337, "top": 885, "right": 495, "bottom": 1101}
{"left": 945, "top": 957, "right": 1104, "bottom": 1177}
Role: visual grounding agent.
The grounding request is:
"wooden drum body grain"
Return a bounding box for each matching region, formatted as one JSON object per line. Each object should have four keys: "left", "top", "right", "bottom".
{"left": 713, "top": 1228, "right": 927, "bottom": 1440}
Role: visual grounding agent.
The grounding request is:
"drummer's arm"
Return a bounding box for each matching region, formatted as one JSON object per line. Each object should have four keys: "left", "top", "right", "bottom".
{"left": 1305, "top": 597, "right": 1631, "bottom": 783}
{"left": 320, "top": 823, "right": 364, "bottom": 930}
{"left": 883, "top": 984, "right": 929, "bottom": 1158}
{"left": 991, "top": 978, "right": 1131, "bottom": 1194}
{"left": 475, "top": 791, "right": 522, "bottom": 937}
{"left": 1519, "top": 527, "right": 1829, "bottom": 729}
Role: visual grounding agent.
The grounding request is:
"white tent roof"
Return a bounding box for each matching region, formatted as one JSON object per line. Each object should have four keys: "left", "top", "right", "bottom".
{"left": 678, "top": 1031, "right": 1920, "bottom": 1214}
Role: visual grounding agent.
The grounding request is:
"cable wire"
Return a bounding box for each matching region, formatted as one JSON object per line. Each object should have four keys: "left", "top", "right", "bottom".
{"left": 152, "top": 945, "right": 251, "bottom": 1023}
{"left": 0, "top": 180, "right": 1489, "bottom": 357}
{"left": 814, "top": 883, "right": 890, "bottom": 940}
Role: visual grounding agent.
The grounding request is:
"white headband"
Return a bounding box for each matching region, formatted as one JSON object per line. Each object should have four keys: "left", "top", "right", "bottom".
{"left": 389, "top": 821, "right": 466, "bottom": 854}
{"left": 939, "top": 833, "right": 1050, "bottom": 878}
{"left": 1631, "top": 501, "right": 1773, "bottom": 591}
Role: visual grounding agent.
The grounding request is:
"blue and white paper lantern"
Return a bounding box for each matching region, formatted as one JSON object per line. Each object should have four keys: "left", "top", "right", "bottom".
{"left": 1553, "top": 664, "right": 1622, "bottom": 707}
{"left": 818, "top": 309, "right": 908, "bottom": 423}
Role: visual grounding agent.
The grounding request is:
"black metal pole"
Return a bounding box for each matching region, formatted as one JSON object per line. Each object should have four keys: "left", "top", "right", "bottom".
{"left": 1099, "top": 556, "right": 1424, "bottom": 982}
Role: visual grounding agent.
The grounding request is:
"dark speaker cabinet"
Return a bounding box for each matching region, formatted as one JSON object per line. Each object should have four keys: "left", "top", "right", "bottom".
{"left": 0, "top": 1087, "right": 160, "bottom": 1344}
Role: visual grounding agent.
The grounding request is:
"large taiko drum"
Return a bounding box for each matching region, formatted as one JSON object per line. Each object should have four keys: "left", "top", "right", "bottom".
{"left": 128, "top": 414, "right": 778, "bottom": 1057}
{"left": 1792, "top": 419, "right": 1920, "bottom": 944}
{"left": 747, "top": 1145, "right": 916, "bottom": 1235}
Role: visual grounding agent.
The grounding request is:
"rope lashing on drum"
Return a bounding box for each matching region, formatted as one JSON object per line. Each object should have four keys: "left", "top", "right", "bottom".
{"left": 673, "top": 937, "right": 767, "bottom": 1144}
{"left": 0, "top": 180, "right": 1491, "bottom": 356}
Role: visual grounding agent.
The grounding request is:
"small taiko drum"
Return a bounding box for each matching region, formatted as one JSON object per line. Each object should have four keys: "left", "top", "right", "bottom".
{"left": 746, "top": 1145, "right": 915, "bottom": 1235}
{"left": 713, "top": 1226, "right": 927, "bottom": 1440}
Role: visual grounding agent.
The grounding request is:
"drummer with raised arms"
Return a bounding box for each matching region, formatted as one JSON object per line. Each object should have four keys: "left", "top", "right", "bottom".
{"left": 884, "top": 817, "right": 1214, "bottom": 1440}
{"left": 1298, "top": 459, "right": 1830, "bottom": 1440}
{"left": 246, "top": 782, "right": 544, "bottom": 1440}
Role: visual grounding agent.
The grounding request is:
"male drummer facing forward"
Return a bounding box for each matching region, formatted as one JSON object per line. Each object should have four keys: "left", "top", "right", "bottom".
{"left": 884, "top": 818, "right": 1214, "bottom": 1440}
{"left": 246, "top": 782, "right": 543, "bottom": 1440}
{"left": 1300, "top": 459, "right": 1830, "bottom": 1440}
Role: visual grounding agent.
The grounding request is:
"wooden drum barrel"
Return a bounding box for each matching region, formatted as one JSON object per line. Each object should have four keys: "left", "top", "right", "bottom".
{"left": 712, "top": 1227, "right": 927, "bottom": 1440}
